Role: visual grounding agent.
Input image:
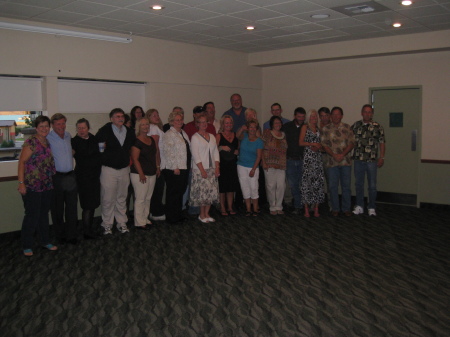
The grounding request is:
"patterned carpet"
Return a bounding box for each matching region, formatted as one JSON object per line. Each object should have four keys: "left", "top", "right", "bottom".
{"left": 1, "top": 204, "right": 449, "bottom": 337}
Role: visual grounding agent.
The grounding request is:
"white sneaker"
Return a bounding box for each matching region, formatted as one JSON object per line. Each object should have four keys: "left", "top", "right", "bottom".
{"left": 103, "top": 227, "right": 112, "bottom": 235}
{"left": 118, "top": 225, "right": 129, "bottom": 233}
{"left": 149, "top": 214, "right": 166, "bottom": 221}
{"left": 368, "top": 209, "right": 377, "bottom": 216}
{"left": 352, "top": 206, "right": 364, "bottom": 215}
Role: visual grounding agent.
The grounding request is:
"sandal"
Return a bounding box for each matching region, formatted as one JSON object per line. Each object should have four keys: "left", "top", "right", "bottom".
{"left": 23, "top": 249, "right": 33, "bottom": 257}
{"left": 221, "top": 211, "right": 229, "bottom": 216}
{"left": 277, "top": 210, "right": 285, "bottom": 215}
{"left": 228, "top": 210, "right": 236, "bottom": 215}
{"left": 42, "top": 244, "right": 58, "bottom": 251}
{"left": 252, "top": 212, "right": 258, "bottom": 217}
{"left": 270, "top": 211, "right": 277, "bottom": 215}
{"left": 245, "top": 211, "right": 252, "bottom": 217}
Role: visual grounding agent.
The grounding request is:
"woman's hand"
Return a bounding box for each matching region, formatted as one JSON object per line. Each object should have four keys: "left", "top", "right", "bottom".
{"left": 18, "top": 184, "right": 26, "bottom": 196}
{"left": 174, "top": 169, "right": 180, "bottom": 175}
{"left": 139, "top": 173, "right": 147, "bottom": 184}
{"left": 215, "top": 166, "right": 220, "bottom": 178}
{"left": 156, "top": 168, "right": 161, "bottom": 178}
{"left": 221, "top": 145, "right": 231, "bottom": 152}
{"left": 249, "top": 169, "right": 255, "bottom": 177}
{"left": 201, "top": 169, "right": 208, "bottom": 179}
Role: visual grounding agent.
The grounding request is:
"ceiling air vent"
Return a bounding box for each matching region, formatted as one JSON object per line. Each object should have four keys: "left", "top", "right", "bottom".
{"left": 331, "top": 1, "right": 390, "bottom": 17}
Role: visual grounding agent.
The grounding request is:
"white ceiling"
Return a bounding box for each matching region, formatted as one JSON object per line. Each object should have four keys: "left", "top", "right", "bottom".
{"left": 1, "top": 0, "right": 449, "bottom": 52}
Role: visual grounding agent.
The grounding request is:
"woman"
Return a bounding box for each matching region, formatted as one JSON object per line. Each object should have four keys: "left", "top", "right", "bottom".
{"left": 237, "top": 119, "right": 264, "bottom": 216}
{"left": 146, "top": 108, "right": 166, "bottom": 221}
{"left": 262, "top": 116, "right": 288, "bottom": 215}
{"left": 17, "top": 115, "right": 57, "bottom": 256}
{"left": 162, "top": 110, "right": 191, "bottom": 224}
{"left": 72, "top": 118, "right": 102, "bottom": 239}
{"left": 300, "top": 109, "right": 325, "bottom": 217}
{"left": 190, "top": 114, "right": 220, "bottom": 223}
{"left": 215, "top": 115, "right": 239, "bottom": 216}
{"left": 130, "top": 118, "right": 160, "bottom": 229}
{"left": 236, "top": 108, "right": 261, "bottom": 140}
{"left": 130, "top": 105, "right": 144, "bottom": 129}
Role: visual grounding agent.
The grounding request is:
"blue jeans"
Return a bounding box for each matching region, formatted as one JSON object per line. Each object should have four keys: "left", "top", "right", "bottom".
{"left": 327, "top": 166, "right": 351, "bottom": 212}
{"left": 21, "top": 189, "right": 53, "bottom": 250}
{"left": 354, "top": 160, "right": 378, "bottom": 209}
{"left": 286, "top": 159, "right": 303, "bottom": 209}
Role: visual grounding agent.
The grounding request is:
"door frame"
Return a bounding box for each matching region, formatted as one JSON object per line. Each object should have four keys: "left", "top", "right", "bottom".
{"left": 369, "top": 85, "right": 423, "bottom": 207}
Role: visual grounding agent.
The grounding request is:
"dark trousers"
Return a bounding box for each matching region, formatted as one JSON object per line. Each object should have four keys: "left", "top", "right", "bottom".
{"left": 51, "top": 172, "right": 78, "bottom": 241}
{"left": 150, "top": 174, "right": 166, "bottom": 217}
{"left": 163, "top": 169, "right": 189, "bottom": 223}
{"left": 21, "top": 190, "right": 53, "bottom": 250}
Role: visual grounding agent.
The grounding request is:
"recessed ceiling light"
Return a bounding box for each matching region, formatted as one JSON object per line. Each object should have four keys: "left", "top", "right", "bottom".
{"left": 393, "top": 22, "right": 402, "bottom": 27}
{"left": 151, "top": 5, "right": 164, "bottom": 10}
{"left": 311, "top": 14, "right": 330, "bottom": 19}
{"left": 246, "top": 26, "right": 255, "bottom": 30}
{"left": 401, "top": 1, "right": 413, "bottom": 6}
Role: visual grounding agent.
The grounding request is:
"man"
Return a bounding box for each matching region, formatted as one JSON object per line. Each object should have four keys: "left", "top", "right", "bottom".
{"left": 321, "top": 107, "right": 355, "bottom": 217}
{"left": 96, "top": 108, "right": 136, "bottom": 234}
{"left": 184, "top": 105, "right": 216, "bottom": 140}
{"left": 47, "top": 113, "right": 78, "bottom": 244}
{"left": 351, "top": 104, "right": 386, "bottom": 216}
{"left": 222, "top": 93, "right": 247, "bottom": 132}
{"left": 263, "top": 103, "right": 290, "bottom": 131}
{"left": 283, "top": 107, "right": 306, "bottom": 214}
{"left": 318, "top": 107, "right": 331, "bottom": 132}
{"left": 204, "top": 101, "right": 220, "bottom": 133}
{"left": 163, "top": 106, "right": 184, "bottom": 132}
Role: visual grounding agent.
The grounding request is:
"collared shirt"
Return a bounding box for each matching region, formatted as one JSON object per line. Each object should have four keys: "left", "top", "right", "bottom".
{"left": 47, "top": 130, "right": 73, "bottom": 172}
{"left": 351, "top": 120, "right": 385, "bottom": 162}
{"left": 222, "top": 107, "right": 247, "bottom": 133}
{"left": 321, "top": 122, "right": 355, "bottom": 168}
{"left": 112, "top": 123, "right": 126, "bottom": 146}
{"left": 263, "top": 117, "right": 291, "bottom": 131}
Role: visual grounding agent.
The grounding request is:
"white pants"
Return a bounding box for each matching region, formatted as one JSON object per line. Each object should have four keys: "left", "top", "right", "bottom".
{"left": 100, "top": 166, "right": 130, "bottom": 229}
{"left": 265, "top": 168, "right": 286, "bottom": 211}
{"left": 130, "top": 173, "right": 156, "bottom": 227}
{"left": 237, "top": 165, "right": 259, "bottom": 199}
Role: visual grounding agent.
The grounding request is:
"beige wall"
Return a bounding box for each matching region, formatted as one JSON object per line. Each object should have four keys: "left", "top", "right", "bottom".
{"left": 0, "top": 21, "right": 448, "bottom": 234}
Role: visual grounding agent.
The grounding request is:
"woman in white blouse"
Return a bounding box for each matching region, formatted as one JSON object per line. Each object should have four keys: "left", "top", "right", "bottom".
{"left": 190, "top": 114, "right": 220, "bottom": 223}
{"left": 162, "top": 110, "right": 191, "bottom": 224}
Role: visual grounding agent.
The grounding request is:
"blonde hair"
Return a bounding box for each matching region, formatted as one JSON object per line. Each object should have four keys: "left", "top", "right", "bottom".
{"left": 135, "top": 118, "right": 150, "bottom": 136}
{"left": 219, "top": 115, "right": 234, "bottom": 133}
{"left": 306, "top": 109, "right": 318, "bottom": 128}
{"left": 168, "top": 111, "right": 184, "bottom": 126}
{"left": 245, "top": 108, "right": 257, "bottom": 121}
{"left": 146, "top": 108, "right": 163, "bottom": 131}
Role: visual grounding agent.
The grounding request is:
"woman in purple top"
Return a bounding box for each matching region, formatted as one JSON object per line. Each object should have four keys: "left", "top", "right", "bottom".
{"left": 17, "top": 116, "right": 58, "bottom": 257}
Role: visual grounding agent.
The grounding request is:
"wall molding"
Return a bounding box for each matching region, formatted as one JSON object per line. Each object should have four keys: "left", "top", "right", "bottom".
{"left": 421, "top": 159, "right": 450, "bottom": 164}
{"left": 0, "top": 176, "right": 17, "bottom": 182}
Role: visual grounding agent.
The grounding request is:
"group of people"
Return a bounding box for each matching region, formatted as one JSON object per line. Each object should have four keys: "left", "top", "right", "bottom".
{"left": 17, "top": 94, "right": 385, "bottom": 257}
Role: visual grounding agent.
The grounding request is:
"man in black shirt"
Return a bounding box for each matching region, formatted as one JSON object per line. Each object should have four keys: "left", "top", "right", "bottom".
{"left": 283, "top": 107, "right": 306, "bottom": 214}
{"left": 96, "top": 108, "right": 136, "bottom": 235}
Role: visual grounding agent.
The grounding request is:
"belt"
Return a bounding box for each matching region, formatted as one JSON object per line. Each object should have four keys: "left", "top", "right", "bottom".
{"left": 56, "top": 170, "right": 74, "bottom": 176}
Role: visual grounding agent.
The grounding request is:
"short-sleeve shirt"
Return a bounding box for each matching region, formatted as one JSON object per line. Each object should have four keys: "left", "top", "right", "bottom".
{"left": 23, "top": 136, "right": 56, "bottom": 192}
{"left": 351, "top": 120, "right": 385, "bottom": 162}
{"left": 130, "top": 137, "right": 157, "bottom": 176}
{"left": 321, "top": 122, "right": 355, "bottom": 168}
{"left": 237, "top": 133, "right": 264, "bottom": 168}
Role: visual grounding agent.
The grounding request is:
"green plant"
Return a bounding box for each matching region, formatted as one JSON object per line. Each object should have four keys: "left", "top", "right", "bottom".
{"left": 0, "top": 140, "right": 15, "bottom": 148}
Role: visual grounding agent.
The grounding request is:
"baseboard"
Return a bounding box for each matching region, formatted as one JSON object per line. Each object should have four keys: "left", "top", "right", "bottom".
{"left": 419, "top": 203, "right": 450, "bottom": 211}
{"left": 376, "top": 191, "right": 417, "bottom": 206}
